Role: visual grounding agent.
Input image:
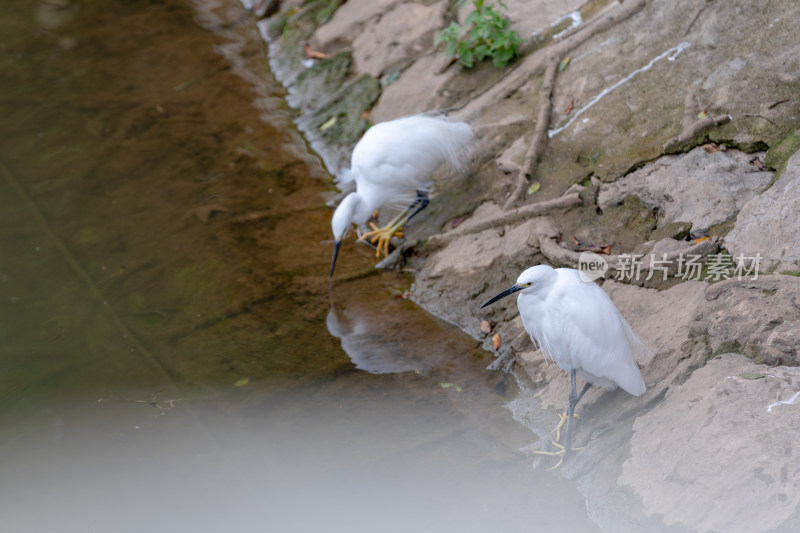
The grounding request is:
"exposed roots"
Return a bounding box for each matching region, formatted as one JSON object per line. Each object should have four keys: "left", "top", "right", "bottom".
{"left": 663, "top": 93, "right": 731, "bottom": 152}
{"left": 464, "top": 0, "right": 649, "bottom": 211}
{"left": 504, "top": 60, "right": 558, "bottom": 210}
{"left": 424, "top": 193, "right": 581, "bottom": 250}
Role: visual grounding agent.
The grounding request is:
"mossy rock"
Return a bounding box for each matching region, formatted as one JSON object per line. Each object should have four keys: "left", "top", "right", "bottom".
{"left": 265, "top": 1, "right": 331, "bottom": 87}
{"left": 707, "top": 218, "right": 735, "bottom": 239}
{"left": 560, "top": 195, "right": 656, "bottom": 254}
{"left": 650, "top": 221, "right": 692, "bottom": 241}
{"left": 764, "top": 126, "right": 800, "bottom": 175}
{"left": 298, "top": 74, "right": 381, "bottom": 147}
{"left": 295, "top": 51, "right": 352, "bottom": 110}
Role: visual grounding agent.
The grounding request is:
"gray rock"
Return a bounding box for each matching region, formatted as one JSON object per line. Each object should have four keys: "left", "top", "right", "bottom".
{"left": 313, "top": 0, "right": 399, "bottom": 49}
{"left": 370, "top": 51, "right": 457, "bottom": 122}
{"left": 351, "top": 1, "right": 446, "bottom": 78}
{"left": 649, "top": 221, "right": 691, "bottom": 241}
{"left": 536, "top": 0, "right": 800, "bottom": 187}
{"left": 598, "top": 147, "right": 773, "bottom": 237}
{"left": 725, "top": 147, "right": 800, "bottom": 264}
{"left": 290, "top": 51, "right": 352, "bottom": 110}
{"left": 602, "top": 279, "right": 706, "bottom": 386}
{"left": 690, "top": 275, "right": 800, "bottom": 365}
{"left": 621, "top": 353, "right": 800, "bottom": 533}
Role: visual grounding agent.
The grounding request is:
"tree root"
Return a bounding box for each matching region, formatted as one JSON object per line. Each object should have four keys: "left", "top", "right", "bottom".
{"left": 504, "top": 60, "right": 558, "bottom": 210}
{"left": 453, "top": 0, "right": 648, "bottom": 211}
{"left": 425, "top": 193, "right": 581, "bottom": 250}
{"left": 663, "top": 93, "right": 731, "bottom": 152}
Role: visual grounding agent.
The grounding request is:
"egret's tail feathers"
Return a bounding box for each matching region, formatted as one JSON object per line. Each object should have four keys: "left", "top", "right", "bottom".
{"left": 622, "top": 320, "right": 654, "bottom": 366}
{"left": 617, "top": 366, "right": 647, "bottom": 396}
{"left": 399, "top": 114, "right": 474, "bottom": 175}
{"left": 437, "top": 120, "right": 474, "bottom": 176}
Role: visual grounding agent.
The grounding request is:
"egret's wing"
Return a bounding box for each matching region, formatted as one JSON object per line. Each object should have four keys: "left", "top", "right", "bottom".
{"left": 549, "top": 271, "right": 647, "bottom": 395}
{"left": 519, "top": 306, "right": 558, "bottom": 365}
{"left": 619, "top": 311, "right": 653, "bottom": 365}
{"left": 355, "top": 162, "right": 421, "bottom": 212}
{"left": 351, "top": 116, "right": 472, "bottom": 193}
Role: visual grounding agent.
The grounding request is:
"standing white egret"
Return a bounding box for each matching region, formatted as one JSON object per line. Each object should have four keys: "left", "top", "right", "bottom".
{"left": 329, "top": 115, "right": 473, "bottom": 278}
{"left": 480, "top": 265, "right": 651, "bottom": 464}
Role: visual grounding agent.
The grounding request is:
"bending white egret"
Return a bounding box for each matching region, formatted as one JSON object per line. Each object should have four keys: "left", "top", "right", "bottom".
{"left": 480, "top": 265, "right": 650, "bottom": 465}
{"left": 329, "top": 114, "right": 473, "bottom": 278}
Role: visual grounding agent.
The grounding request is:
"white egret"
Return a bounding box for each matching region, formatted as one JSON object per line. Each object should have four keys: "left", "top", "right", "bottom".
{"left": 329, "top": 115, "right": 473, "bottom": 278}
{"left": 480, "top": 265, "right": 650, "bottom": 464}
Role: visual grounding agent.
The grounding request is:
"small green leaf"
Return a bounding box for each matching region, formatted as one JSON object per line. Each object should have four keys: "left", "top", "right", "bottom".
{"left": 436, "top": 0, "right": 521, "bottom": 70}
{"left": 234, "top": 377, "right": 250, "bottom": 387}
{"left": 439, "top": 382, "right": 463, "bottom": 392}
{"left": 527, "top": 181, "right": 541, "bottom": 195}
{"left": 739, "top": 372, "right": 765, "bottom": 380}
{"left": 558, "top": 57, "right": 571, "bottom": 73}
{"left": 493, "top": 48, "right": 514, "bottom": 67}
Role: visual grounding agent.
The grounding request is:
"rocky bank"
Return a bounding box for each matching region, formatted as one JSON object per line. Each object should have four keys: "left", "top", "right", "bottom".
{"left": 242, "top": 0, "right": 800, "bottom": 531}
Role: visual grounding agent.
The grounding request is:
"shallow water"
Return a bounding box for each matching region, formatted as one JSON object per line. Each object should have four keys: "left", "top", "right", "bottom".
{"left": 0, "top": 1, "right": 599, "bottom": 531}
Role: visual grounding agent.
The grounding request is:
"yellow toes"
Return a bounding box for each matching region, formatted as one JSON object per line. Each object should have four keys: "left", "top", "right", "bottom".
{"left": 550, "top": 412, "right": 579, "bottom": 443}
{"left": 533, "top": 441, "right": 566, "bottom": 470}
{"left": 356, "top": 223, "right": 404, "bottom": 257}
{"left": 533, "top": 411, "right": 584, "bottom": 469}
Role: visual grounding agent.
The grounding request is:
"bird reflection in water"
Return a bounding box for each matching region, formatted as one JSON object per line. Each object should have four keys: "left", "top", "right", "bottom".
{"left": 326, "top": 286, "right": 432, "bottom": 375}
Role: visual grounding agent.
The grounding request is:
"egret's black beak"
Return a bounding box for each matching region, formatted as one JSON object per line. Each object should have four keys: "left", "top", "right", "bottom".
{"left": 480, "top": 284, "right": 523, "bottom": 309}
{"left": 329, "top": 240, "right": 342, "bottom": 279}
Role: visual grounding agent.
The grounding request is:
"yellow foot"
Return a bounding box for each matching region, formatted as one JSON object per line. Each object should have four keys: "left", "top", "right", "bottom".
{"left": 532, "top": 412, "right": 582, "bottom": 470}
{"left": 550, "top": 412, "right": 580, "bottom": 443}
{"left": 358, "top": 221, "right": 403, "bottom": 257}
{"left": 533, "top": 441, "right": 566, "bottom": 470}
{"left": 532, "top": 440, "right": 584, "bottom": 470}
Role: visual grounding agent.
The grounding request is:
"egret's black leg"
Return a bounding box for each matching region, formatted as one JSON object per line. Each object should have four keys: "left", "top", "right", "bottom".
{"left": 405, "top": 190, "right": 430, "bottom": 222}
{"left": 563, "top": 369, "right": 591, "bottom": 456}
{"left": 576, "top": 380, "right": 592, "bottom": 404}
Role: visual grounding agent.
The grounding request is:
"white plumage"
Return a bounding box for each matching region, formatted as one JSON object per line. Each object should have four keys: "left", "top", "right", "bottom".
{"left": 481, "top": 264, "right": 651, "bottom": 457}
{"left": 330, "top": 115, "right": 473, "bottom": 277}
{"left": 514, "top": 265, "right": 649, "bottom": 394}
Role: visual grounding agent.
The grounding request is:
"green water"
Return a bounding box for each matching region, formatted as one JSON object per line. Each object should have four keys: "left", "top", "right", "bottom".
{"left": 0, "top": 1, "right": 599, "bottom": 531}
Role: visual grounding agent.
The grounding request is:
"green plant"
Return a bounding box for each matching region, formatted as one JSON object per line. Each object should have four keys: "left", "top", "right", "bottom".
{"left": 436, "top": 0, "right": 523, "bottom": 68}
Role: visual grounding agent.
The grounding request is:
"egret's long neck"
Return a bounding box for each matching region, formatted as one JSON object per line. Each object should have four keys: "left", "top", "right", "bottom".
{"left": 332, "top": 192, "right": 370, "bottom": 240}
